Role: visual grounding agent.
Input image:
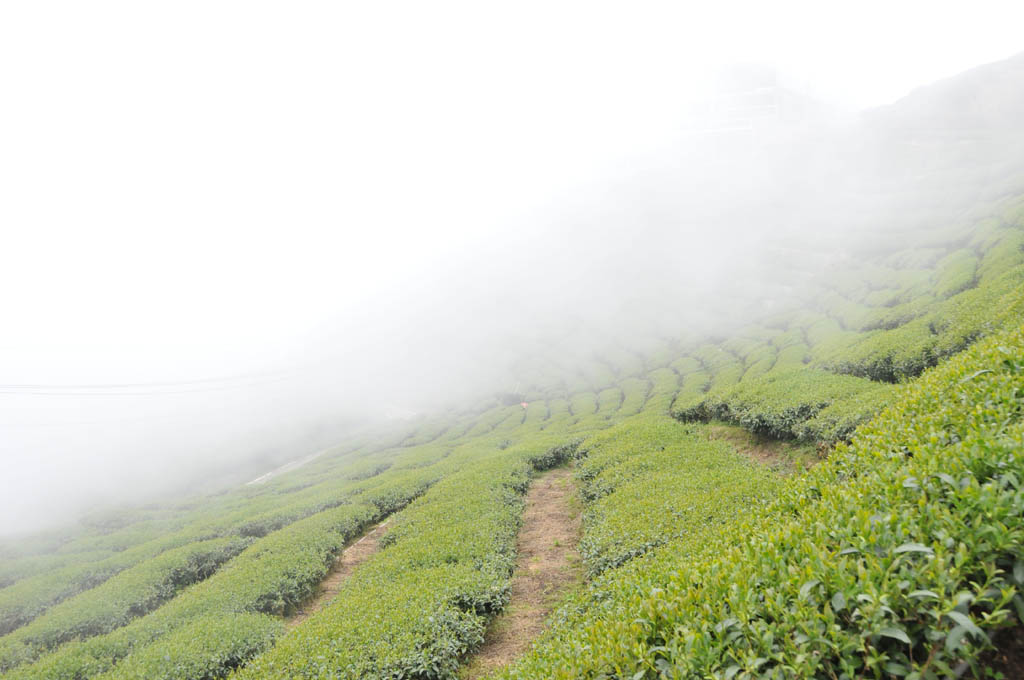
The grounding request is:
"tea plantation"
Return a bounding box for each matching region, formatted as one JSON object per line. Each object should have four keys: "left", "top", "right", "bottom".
{"left": 4, "top": 69, "right": 1024, "bottom": 680}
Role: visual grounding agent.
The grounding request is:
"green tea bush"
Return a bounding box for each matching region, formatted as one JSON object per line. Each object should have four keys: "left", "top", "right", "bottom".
{"left": 861, "top": 295, "right": 935, "bottom": 332}
{"left": 863, "top": 287, "right": 904, "bottom": 308}
{"left": 542, "top": 398, "right": 573, "bottom": 431}
{"left": 619, "top": 377, "right": 651, "bottom": 416}
{"left": 932, "top": 248, "right": 978, "bottom": 298}
{"left": 596, "top": 387, "right": 623, "bottom": 416}
{"left": 0, "top": 550, "right": 115, "bottom": 592}
{"left": 10, "top": 498, "right": 411, "bottom": 680}
{"left": 675, "top": 370, "right": 889, "bottom": 444}
{"left": 232, "top": 441, "right": 559, "bottom": 679}
{"left": 977, "top": 230, "right": 1024, "bottom": 283}
{"left": 644, "top": 368, "right": 680, "bottom": 415}
{"left": 771, "top": 343, "right": 809, "bottom": 372}
{"left": 669, "top": 356, "right": 702, "bottom": 376}
{"left": 824, "top": 275, "right": 1024, "bottom": 383}
{"left": 0, "top": 531, "right": 215, "bottom": 637}
{"left": 521, "top": 400, "right": 548, "bottom": 426}
{"left": 805, "top": 318, "right": 847, "bottom": 348}
{"left": 499, "top": 322, "right": 1024, "bottom": 680}
{"left": 818, "top": 291, "right": 872, "bottom": 331}
{"left": 464, "top": 406, "right": 518, "bottom": 438}
{"left": 92, "top": 613, "right": 280, "bottom": 680}
{"left": 0, "top": 537, "right": 248, "bottom": 672}
{"left": 574, "top": 417, "right": 779, "bottom": 575}
{"left": 570, "top": 392, "right": 598, "bottom": 417}
{"left": 526, "top": 440, "right": 582, "bottom": 471}
{"left": 673, "top": 370, "right": 711, "bottom": 410}
{"left": 741, "top": 353, "right": 776, "bottom": 383}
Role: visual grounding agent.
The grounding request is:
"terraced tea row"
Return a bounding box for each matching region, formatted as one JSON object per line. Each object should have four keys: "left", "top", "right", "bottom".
{"left": 498, "top": 316, "right": 1024, "bottom": 678}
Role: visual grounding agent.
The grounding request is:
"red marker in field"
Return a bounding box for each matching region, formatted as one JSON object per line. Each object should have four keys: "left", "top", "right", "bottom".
{"left": 520, "top": 402, "right": 529, "bottom": 409}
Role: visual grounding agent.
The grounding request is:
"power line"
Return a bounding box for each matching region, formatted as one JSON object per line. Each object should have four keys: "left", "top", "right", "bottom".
{"left": 0, "top": 367, "right": 294, "bottom": 390}
{"left": 0, "top": 371, "right": 295, "bottom": 397}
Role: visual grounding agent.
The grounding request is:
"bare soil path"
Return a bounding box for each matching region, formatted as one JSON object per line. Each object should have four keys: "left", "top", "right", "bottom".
{"left": 286, "top": 520, "right": 389, "bottom": 629}
{"left": 460, "top": 466, "right": 582, "bottom": 679}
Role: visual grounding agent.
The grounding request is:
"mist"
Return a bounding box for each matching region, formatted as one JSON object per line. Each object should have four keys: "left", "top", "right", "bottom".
{"left": 3, "top": 1, "right": 1024, "bottom": 536}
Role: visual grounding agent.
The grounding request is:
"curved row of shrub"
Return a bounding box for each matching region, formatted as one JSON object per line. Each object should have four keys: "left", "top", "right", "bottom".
{"left": 498, "top": 320, "right": 1024, "bottom": 679}
{"left": 0, "top": 536, "right": 248, "bottom": 672}
{"left": 573, "top": 415, "right": 781, "bottom": 575}
{"left": 8, "top": 468, "right": 437, "bottom": 680}
{"left": 232, "top": 436, "right": 577, "bottom": 679}
{"left": 0, "top": 531, "right": 217, "bottom": 638}
{"left": 4, "top": 193, "right": 1023, "bottom": 679}
{"left": 0, "top": 450, "right": 401, "bottom": 639}
{"left": 0, "top": 373, "right": 626, "bottom": 678}
{"left": 674, "top": 369, "right": 894, "bottom": 444}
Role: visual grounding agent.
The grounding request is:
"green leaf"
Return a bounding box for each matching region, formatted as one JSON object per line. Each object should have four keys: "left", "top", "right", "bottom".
{"left": 908, "top": 590, "right": 939, "bottom": 599}
{"left": 884, "top": 661, "right": 910, "bottom": 676}
{"left": 945, "top": 625, "right": 969, "bottom": 653}
{"left": 831, "top": 591, "right": 847, "bottom": 612}
{"left": 799, "top": 580, "right": 820, "bottom": 601}
{"left": 946, "top": 611, "right": 983, "bottom": 637}
{"left": 879, "top": 626, "right": 911, "bottom": 645}
{"left": 893, "top": 543, "right": 934, "bottom": 555}
{"left": 958, "top": 369, "right": 991, "bottom": 384}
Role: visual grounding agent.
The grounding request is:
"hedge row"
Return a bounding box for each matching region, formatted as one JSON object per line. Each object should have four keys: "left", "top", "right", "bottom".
{"left": 500, "top": 320, "right": 1024, "bottom": 679}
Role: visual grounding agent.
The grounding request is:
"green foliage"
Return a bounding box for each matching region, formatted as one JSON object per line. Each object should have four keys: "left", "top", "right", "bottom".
{"left": 92, "top": 613, "right": 280, "bottom": 680}
{"left": 709, "top": 362, "right": 744, "bottom": 391}
{"left": 932, "top": 248, "right": 978, "bottom": 298}
{"left": 596, "top": 387, "right": 623, "bottom": 416}
{"left": 9, "top": 499, "right": 409, "bottom": 680}
{"left": 861, "top": 295, "right": 936, "bottom": 332}
{"left": 526, "top": 440, "right": 582, "bottom": 471}
{"left": 822, "top": 273, "right": 1024, "bottom": 383}
{"left": 805, "top": 317, "right": 848, "bottom": 347}
{"left": 644, "top": 368, "right": 680, "bottom": 415}
{"left": 521, "top": 400, "right": 548, "bottom": 427}
{"left": 672, "top": 370, "right": 710, "bottom": 411}
{"left": 232, "top": 440, "right": 567, "bottom": 679}
{"left": 618, "top": 378, "right": 650, "bottom": 416}
{"left": 569, "top": 392, "right": 598, "bottom": 417}
{"left": 675, "top": 370, "right": 892, "bottom": 444}
{"left": 669, "top": 356, "right": 701, "bottom": 375}
{"left": 498, "top": 322, "right": 1024, "bottom": 680}
{"left": 0, "top": 550, "right": 116, "bottom": 592}
{"left": 818, "top": 291, "right": 873, "bottom": 330}
{"left": 574, "top": 417, "right": 779, "bottom": 575}
{"left": 0, "top": 532, "right": 212, "bottom": 638}
{"left": 0, "top": 537, "right": 248, "bottom": 672}
{"left": 9, "top": 190, "right": 1024, "bottom": 680}
{"left": 771, "top": 343, "right": 809, "bottom": 372}
{"left": 978, "top": 230, "right": 1024, "bottom": 283}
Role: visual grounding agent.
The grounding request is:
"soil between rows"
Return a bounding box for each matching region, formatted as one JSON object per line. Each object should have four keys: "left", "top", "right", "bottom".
{"left": 461, "top": 466, "right": 582, "bottom": 679}
{"left": 286, "top": 519, "right": 390, "bottom": 629}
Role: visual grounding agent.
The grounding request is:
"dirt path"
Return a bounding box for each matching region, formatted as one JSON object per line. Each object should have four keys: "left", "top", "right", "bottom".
{"left": 461, "top": 467, "right": 581, "bottom": 678}
{"left": 286, "top": 520, "right": 389, "bottom": 628}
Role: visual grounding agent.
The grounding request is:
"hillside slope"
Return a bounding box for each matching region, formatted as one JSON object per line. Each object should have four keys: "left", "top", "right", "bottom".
{"left": 2, "top": 56, "right": 1024, "bottom": 679}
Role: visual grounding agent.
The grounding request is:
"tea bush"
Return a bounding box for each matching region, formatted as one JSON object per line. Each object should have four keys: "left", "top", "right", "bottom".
{"left": 499, "top": 322, "right": 1024, "bottom": 679}
{"left": 0, "top": 537, "right": 247, "bottom": 672}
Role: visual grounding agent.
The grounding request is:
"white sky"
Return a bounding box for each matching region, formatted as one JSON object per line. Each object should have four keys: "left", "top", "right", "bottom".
{"left": 2, "top": 1, "right": 1022, "bottom": 384}
{"left": 1, "top": 0, "right": 1023, "bottom": 532}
